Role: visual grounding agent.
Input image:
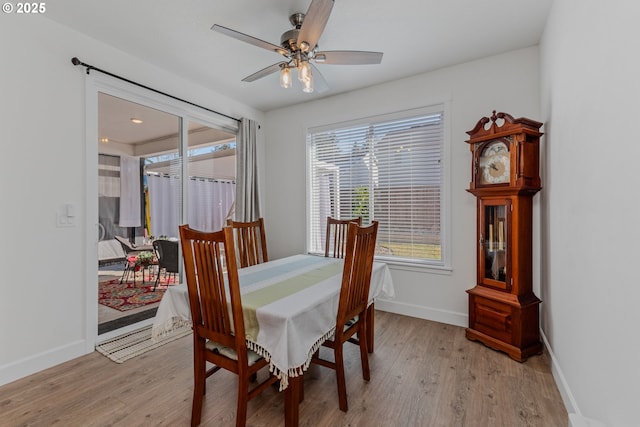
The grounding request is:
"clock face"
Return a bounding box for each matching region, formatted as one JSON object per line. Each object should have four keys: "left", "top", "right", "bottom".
{"left": 479, "top": 140, "right": 510, "bottom": 185}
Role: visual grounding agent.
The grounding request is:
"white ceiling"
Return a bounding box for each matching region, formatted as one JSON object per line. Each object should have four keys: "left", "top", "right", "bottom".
{"left": 46, "top": 0, "right": 553, "bottom": 113}
{"left": 98, "top": 93, "right": 179, "bottom": 144}
{"left": 98, "top": 93, "right": 235, "bottom": 147}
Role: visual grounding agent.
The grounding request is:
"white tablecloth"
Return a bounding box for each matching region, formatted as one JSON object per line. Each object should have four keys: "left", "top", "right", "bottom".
{"left": 152, "top": 254, "right": 395, "bottom": 388}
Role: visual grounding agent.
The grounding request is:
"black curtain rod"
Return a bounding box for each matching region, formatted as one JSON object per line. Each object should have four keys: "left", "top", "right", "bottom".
{"left": 150, "top": 172, "right": 235, "bottom": 184}
{"left": 71, "top": 57, "right": 241, "bottom": 124}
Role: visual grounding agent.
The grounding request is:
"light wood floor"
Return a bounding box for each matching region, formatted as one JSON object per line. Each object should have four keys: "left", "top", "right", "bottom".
{"left": 1, "top": 311, "right": 567, "bottom": 426}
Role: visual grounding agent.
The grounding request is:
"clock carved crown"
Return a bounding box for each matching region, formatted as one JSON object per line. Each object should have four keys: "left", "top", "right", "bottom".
{"left": 466, "top": 110, "right": 543, "bottom": 193}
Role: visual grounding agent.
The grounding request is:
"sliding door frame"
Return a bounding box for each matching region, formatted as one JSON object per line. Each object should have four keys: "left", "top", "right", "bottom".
{"left": 84, "top": 73, "right": 238, "bottom": 348}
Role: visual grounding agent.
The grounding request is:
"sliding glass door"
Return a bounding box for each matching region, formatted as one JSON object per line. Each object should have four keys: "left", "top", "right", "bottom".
{"left": 94, "top": 87, "right": 237, "bottom": 335}
{"left": 97, "top": 93, "right": 180, "bottom": 253}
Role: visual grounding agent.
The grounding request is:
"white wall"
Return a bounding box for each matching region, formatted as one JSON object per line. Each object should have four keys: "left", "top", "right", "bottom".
{"left": 12, "top": 9, "right": 636, "bottom": 425}
{"left": 263, "top": 46, "right": 541, "bottom": 327}
{"left": 540, "top": 1, "right": 640, "bottom": 426}
{"left": 0, "top": 15, "right": 264, "bottom": 385}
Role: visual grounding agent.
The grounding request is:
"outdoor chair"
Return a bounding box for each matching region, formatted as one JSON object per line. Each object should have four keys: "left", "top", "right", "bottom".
{"left": 152, "top": 239, "right": 179, "bottom": 290}
{"left": 114, "top": 235, "right": 144, "bottom": 284}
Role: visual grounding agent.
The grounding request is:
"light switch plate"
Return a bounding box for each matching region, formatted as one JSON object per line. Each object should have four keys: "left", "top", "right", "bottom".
{"left": 56, "top": 205, "right": 76, "bottom": 228}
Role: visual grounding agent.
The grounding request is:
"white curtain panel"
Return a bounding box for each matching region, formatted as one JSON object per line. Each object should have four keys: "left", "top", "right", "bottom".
{"left": 187, "top": 178, "right": 210, "bottom": 231}
{"left": 187, "top": 178, "right": 235, "bottom": 232}
{"left": 148, "top": 174, "right": 236, "bottom": 237}
{"left": 235, "top": 118, "right": 261, "bottom": 222}
{"left": 147, "top": 174, "right": 180, "bottom": 238}
{"left": 119, "top": 155, "right": 141, "bottom": 227}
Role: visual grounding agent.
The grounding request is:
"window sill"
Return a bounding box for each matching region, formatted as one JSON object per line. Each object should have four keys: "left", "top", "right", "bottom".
{"left": 376, "top": 257, "right": 452, "bottom": 275}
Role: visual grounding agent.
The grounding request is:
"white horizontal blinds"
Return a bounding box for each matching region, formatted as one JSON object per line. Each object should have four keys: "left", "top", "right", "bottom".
{"left": 308, "top": 109, "right": 444, "bottom": 263}
{"left": 373, "top": 114, "right": 443, "bottom": 262}
{"left": 98, "top": 154, "right": 120, "bottom": 198}
{"left": 309, "top": 124, "right": 370, "bottom": 254}
{"left": 98, "top": 154, "right": 125, "bottom": 241}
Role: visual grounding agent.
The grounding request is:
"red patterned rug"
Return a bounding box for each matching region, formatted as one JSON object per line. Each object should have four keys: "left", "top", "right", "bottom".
{"left": 98, "top": 279, "right": 174, "bottom": 312}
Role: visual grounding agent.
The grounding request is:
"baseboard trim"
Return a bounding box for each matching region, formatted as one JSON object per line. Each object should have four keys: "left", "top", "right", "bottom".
{"left": 539, "top": 330, "right": 579, "bottom": 415}
{"left": 541, "top": 331, "right": 607, "bottom": 426}
{"left": 0, "top": 339, "right": 89, "bottom": 387}
{"left": 375, "top": 299, "right": 468, "bottom": 328}
{"left": 569, "top": 414, "right": 607, "bottom": 427}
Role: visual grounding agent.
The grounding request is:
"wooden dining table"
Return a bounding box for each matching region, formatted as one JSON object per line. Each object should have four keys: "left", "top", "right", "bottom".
{"left": 152, "top": 253, "right": 395, "bottom": 426}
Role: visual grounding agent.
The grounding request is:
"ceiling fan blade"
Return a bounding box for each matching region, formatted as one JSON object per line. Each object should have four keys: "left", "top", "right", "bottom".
{"left": 242, "top": 62, "right": 288, "bottom": 82}
{"left": 212, "top": 24, "right": 288, "bottom": 56}
{"left": 297, "top": 0, "right": 334, "bottom": 50}
{"left": 314, "top": 50, "right": 383, "bottom": 65}
{"left": 310, "top": 63, "right": 329, "bottom": 93}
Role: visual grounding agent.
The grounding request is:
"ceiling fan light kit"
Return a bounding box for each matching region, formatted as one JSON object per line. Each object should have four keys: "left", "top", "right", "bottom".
{"left": 211, "top": 0, "right": 383, "bottom": 94}
{"left": 279, "top": 64, "right": 292, "bottom": 88}
{"left": 302, "top": 70, "right": 314, "bottom": 93}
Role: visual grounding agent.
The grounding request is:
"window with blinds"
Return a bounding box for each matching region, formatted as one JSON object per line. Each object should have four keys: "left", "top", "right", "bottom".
{"left": 307, "top": 106, "right": 446, "bottom": 265}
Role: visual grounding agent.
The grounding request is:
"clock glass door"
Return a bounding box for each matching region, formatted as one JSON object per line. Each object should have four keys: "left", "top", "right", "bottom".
{"left": 480, "top": 199, "right": 511, "bottom": 290}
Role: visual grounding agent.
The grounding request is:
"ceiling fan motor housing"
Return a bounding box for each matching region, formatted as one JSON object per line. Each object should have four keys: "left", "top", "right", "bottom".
{"left": 280, "top": 28, "right": 300, "bottom": 52}
{"left": 289, "top": 12, "right": 305, "bottom": 28}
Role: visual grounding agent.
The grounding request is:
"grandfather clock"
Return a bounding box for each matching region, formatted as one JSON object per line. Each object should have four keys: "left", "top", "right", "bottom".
{"left": 465, "top": 111, "right": 543, "bottom": 362}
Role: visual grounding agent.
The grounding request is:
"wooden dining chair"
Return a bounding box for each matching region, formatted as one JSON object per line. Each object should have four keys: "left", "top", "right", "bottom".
{"left": 325, "top": 216, "right": 378, "bottom": 354}
{"left": 226, "top": 217, "right": 269, "bottom": 268}
{"left": 179, "top": 225, "right": 279, "bottom": 427}
{"left": 311, "top": 221, "right": 379, "bottom": 412}
{"left": 324, "top": 216, "right": 362, "bottom": 258}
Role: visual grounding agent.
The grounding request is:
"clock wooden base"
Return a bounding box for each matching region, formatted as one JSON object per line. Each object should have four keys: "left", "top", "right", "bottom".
{"left": 466, "top": 286, "right": 543, "bottom": 362}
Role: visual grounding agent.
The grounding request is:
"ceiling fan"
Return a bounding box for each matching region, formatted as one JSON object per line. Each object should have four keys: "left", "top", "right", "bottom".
{"left": 211, "top": 0, "right": 383, "bottom": 93}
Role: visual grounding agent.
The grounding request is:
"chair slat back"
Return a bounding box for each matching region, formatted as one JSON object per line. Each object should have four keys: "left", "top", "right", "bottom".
{"left": 325, "top": 217, "right": 362, "bottom": 258}
{"left": 336, "top": 221, "right": 378, "bottom": 336}
{"left": 226, "top": 217, "right": 269, "bottom": 268}
{"left": 179, "top": 225, "right": 245, "bottom": 352}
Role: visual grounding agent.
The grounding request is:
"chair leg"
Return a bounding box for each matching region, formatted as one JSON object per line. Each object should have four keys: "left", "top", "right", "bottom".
{"left": 153, "top": 267, "right": 160, "bottom": 291}
{"left": 236, "top": 375, "right": 250, "bottom": 427}
{"left": 122, "top": 266, "right": 132, "bottom": 284}
{"left": 191, "top": 353, "right": 206, "bottom": 427}
{"left": 120, "top": 259, "right": 129, "bottom": 284}
{"left": 366, "top": 303, "right": 375, "bottom": 353}
{"left": 359, "top": 328, "right": 370, "bottom": 382}
{"left": 334, "top": 345, "right": 348, "bottom": 412}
